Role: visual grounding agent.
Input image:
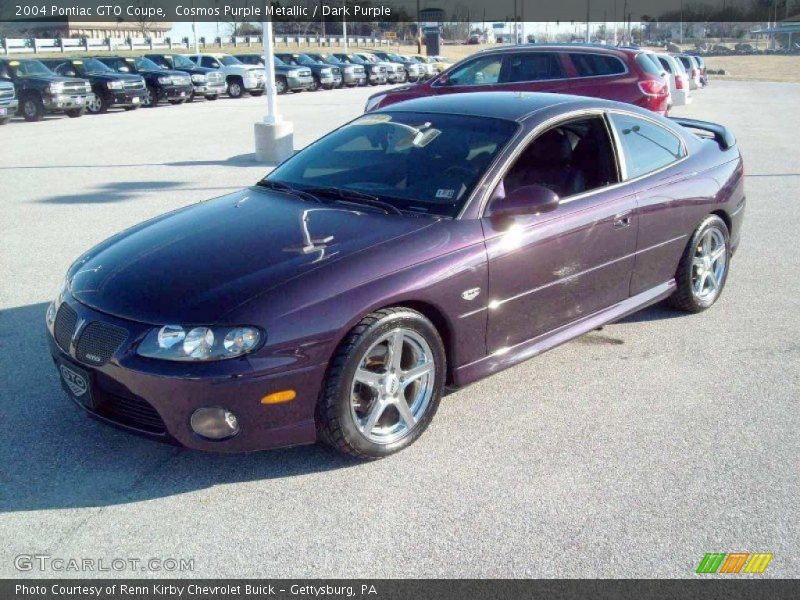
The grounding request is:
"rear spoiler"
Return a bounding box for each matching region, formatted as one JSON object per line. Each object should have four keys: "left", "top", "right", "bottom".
{"left": 669, "top": 117, "right": 736, "bottom": 150}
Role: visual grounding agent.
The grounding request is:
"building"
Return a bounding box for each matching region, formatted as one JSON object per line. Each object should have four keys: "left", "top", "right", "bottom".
{"left": 4, "top": 20, "right": 171, "bottom": 40}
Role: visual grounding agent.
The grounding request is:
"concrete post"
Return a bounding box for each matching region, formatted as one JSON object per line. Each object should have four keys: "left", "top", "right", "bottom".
{"left": 254, "top": 20, "right": 294, "bottom": 164}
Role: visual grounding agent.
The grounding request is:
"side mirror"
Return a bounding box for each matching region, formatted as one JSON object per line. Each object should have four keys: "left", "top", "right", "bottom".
{"left": 490, "top": 184, "right": 560, "bottom": 218}
{"left": 437, "top": 73, "right": 450, "bottom": 85}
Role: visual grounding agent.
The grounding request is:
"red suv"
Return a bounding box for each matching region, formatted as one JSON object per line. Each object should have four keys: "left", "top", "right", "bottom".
{"left": 365, "top": 44, "right": 670, "bottom": 115}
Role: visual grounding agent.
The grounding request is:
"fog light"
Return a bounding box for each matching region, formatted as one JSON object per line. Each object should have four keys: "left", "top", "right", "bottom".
{"left": 190, "top": 407, "right": 240, "bottom": 440}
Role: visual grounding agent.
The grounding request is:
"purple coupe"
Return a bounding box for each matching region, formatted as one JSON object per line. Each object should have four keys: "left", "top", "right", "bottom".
{"left": 47, "top": 92, "right": 745, "bottom": 458}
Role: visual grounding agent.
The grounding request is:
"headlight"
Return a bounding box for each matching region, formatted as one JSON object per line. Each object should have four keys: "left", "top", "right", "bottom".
{"left": 364, "top": 93, "right": 386, "bottom": 113}
{"left": 48, "top": 82, "right": 65, "bottom": 94}
{"left": 84, "top": 82, "right": 92, "bottom": 92}
{"left": 320, "top": 68, "right": 332, "bottom": 75}
{"left": 46, "top": 277, "right": 69, "bottom": 326}
{"left": 106, "top": 80, "right": 123, "bottom": 90}
{"left": 191, "top": 74, "right": 206, "bottom": 83}
{"left": 137, "top": 325, "right": 262, "bottom": 361}
{"left": 157, "top": 76, "right": 172, "bottom": 84}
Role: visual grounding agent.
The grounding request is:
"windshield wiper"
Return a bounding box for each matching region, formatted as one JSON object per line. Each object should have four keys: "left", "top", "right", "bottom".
{"left": 302, "top": 186, "right": 403, "bottom": 215}
{"left": 255, "top": 179, "right": 326, "bottom": 204}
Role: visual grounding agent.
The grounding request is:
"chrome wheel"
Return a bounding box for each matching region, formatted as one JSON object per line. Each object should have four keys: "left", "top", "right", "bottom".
{"left": 23, "top": 100, "right": 37, "bottom": 119}
{"left": 692, "top": 227, "right": 727, "bottom": 301}
{"left": 349, "top": 328, "right": 435, "bottom": 445}
{"left": 143, "top": 87, "right": 155, "bottom": 107}
{"left": 275, "top": 78, "right": 287, "bottom": 94}
{"left": 228, "top": 82, "right": 242, "bottom": 97}
{"left": 86, "top": 94, "right": 102, "bottom": 113}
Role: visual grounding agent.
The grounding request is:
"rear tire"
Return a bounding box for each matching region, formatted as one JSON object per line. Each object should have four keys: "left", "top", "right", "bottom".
{"left": 668, "top": 215, "right": 731, "bottom": 313}
{"left": 205, "top": 94, "right": 218, "bottom": 101}
{"left": 316, "top": 307, "right": 445, "bottom": 459}
{"left": 250, "top": 89, "right": 264, "bottom": 97}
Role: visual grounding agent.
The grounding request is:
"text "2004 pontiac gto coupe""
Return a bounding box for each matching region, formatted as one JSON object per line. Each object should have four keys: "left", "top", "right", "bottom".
{"left": 47, "top": 92, "right": 744, "bottom": 458}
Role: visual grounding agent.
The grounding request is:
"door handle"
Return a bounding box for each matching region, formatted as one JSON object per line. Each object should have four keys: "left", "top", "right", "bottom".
{"left": 613, "top": 212, "right": 632, "bottom": 229}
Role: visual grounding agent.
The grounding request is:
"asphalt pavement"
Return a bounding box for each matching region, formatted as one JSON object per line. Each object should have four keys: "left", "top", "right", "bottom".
{"left": 0, "top": 80, "right": 797, "bottom": 578}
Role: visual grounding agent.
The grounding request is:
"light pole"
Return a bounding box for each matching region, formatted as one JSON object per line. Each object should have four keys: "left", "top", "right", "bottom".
{"left": 253, "top": 19, "right": 294, "bottom": 163}
{"left": 342, "top": 0, "right": 348, "bottom": 52}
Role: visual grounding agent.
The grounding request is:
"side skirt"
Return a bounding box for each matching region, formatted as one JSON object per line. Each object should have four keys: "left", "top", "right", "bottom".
{"left": 451, "top": 280, "right": 676, "bottom": 388}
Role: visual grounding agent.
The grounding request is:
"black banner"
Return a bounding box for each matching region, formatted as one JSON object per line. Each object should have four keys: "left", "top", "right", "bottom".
{"left": 1, "top": 0, "right": 797, "bottom": 24}
{"left": 3, "top": 580, "right": 800, "bottom": 600}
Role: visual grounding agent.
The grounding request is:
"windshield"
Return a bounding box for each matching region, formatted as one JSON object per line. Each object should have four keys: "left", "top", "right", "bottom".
{"left": 9, "top": 60, "right": 52, "bottom": 76}
{"left": 171, "top": 54, "right": 195, "bottom": 68}
{"left": 278, "top": 55, "right": 301, "bottom": 66}
{"left": 134, "top": 57, "right": 161, "bottom": 71}
{"left": 220, "top": 55, "right": 243, "bottom": 66}
{"left": 263, "top": 112, "right": 518, "bottom": 217}
{"left": 338, "top": 54, "right": 364, "bottom": 64}
{"left": 317, "top": 54, "right": 341, "bottom": 64}
{"left": 81, "top": 58, "right": 113, "bottom": 73}
{"left": 384, "top": 53, "right": 403, "bottom": 61}
{"left": 274, "top": 56, "right": 285, "bottom": 65}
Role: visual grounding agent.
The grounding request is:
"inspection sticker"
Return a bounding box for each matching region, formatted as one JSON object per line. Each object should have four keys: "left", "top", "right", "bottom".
{"left": 435, "top": 189, "right": 455, "bottom": 199}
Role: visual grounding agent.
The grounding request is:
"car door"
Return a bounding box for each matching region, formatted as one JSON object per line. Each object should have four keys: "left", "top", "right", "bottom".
{"left": 482, "top": 114, "right": 638, "bottom": 353}
{"left": 607, "top": 112, "right": 694, "bottom": 295}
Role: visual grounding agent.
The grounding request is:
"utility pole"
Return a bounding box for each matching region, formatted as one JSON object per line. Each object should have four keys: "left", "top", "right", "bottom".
{"left": 417, "top": 0, "right": 421, "bottom": 54}
{"left": 613, "top": 0, "right": 617, "bottom": 45}
{"left": 342, "top": 0, "right": 348, "bottom": 52}
{"left": 586, "top": 0, "right": 591, "bottom": 43}
{"left": 320, "top": 0, "right": 325, "bottom": 37}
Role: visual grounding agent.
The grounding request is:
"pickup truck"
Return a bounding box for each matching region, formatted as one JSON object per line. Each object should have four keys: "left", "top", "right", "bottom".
{"left": 370, "top": 51, "right": 425, "bottom": 82}
{"left": 41, "top": 57, "right": 145, "bottom": 114}
{"left": 275, "top": 52, "right": 340, "bottom": 91}
{"left": 189, "top": 53, "right": 265, "bottom": 98}
{"left": 0, "top": 80, "right": 17, "bottom": 124}
{"left": 0, "top": 58, "right": 92, "bottom": 121}
{"left": 304, "top": 53, "right": 367, "bottom": 87}
{"left": 93, "top": 56, "right": 193, "bottom": 107}
{"left": 232, "top": 54, "right": 314, "bottom": 94}
{"left": 333, "top": 53, "right": 394, "bottom": 84}
{"left": 144, "top": 53, "right": 226, "bottom": 102}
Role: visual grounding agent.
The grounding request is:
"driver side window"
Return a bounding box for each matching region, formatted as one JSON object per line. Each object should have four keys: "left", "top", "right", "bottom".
{"left": 497, "top": 116, "right": 620, "bottom": 203}
{"left": 446, "top": 55, "right": 503, "bottom": 86}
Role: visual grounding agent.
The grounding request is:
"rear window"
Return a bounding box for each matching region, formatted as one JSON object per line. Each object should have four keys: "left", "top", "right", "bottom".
{"left": 569, "top": 53, "right": 626, "bottom": 77}
{"left": 636, "top": 53, "right": 664, "bottom": 77}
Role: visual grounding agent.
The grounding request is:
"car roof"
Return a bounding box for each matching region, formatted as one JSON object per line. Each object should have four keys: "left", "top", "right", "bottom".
{"left": 378, "top": 91, "right": 615, "bottom": 122}
{"left": 469, "top": 43, "right": 639, "bottom": 58}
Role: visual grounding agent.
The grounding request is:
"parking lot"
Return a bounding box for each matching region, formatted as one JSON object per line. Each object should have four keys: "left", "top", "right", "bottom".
{"left": 0, "top": 80, "right": 797, "bottom": 578}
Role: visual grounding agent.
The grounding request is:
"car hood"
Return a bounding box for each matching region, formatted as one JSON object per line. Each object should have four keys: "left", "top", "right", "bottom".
{"left": 17, "top": 73, "right": 85, "bottom": 84}
{"left": 68, "top": 188, "right": 433, "bottom": 324}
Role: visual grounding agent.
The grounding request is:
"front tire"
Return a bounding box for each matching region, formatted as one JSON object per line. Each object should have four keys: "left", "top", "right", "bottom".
{"left": 86, "top": 92, "right": 108, "bottom": 114}
{"left": 275, "top": 77, "right": 288, "bottom": 95}
{"left": 168, "top": 99, "right": 185, "bottom": 105}
{"left": 20, "top": 94, "right": 44, "bottom": 121}
{"left": 250, "top": 89, "right": 264, "bottom": 96}
{"left": 65, "top": 108, "right": 85, "bottom": 118}
{"left": 227, "top": 77, "right": 244, "bottom": 98}
{"left": 668, "top": 215, "right": 731, "bottom": 313}
{"left": 316, "top": 307, "right": 445, "bottom": 459}
{"left": 143, "top": 85, "right": 158, "bottom": 107}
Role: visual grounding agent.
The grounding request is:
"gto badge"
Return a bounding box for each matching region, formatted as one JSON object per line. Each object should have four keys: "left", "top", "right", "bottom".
{"left": 461, "top": 287, "right": 481, "bottom": 301}
{"left": 60, "top": 365, "right": 87, "bottom": 397}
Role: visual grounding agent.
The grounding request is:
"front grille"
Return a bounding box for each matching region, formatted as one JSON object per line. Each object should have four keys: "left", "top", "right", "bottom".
{"left": 54, "top": 303, "right": 78, "bottom": 352}
{"left": 171, "top": 75, "right": 191, "bottom": 86}
{"left": 0, "top": 87, "right": 14, "bottom": 101}
{"left": 332, "top": 67, "right": 340, "bottom": 76}
{"left": 207, "top": 71, "right": 223, "bottom": 84}
{"left": 62, "top": 81, "right": 88, "bottom": 94}
{"left": 75, "top": 321, "right": 128, "bottom": 366}
{"left": 378, "top": 66, "right": 387, "bottom": 73}
{"left": 98, "top": 393, "right": 166, "bottom": 434}
{"left": 123, "top": 80, "right": 145, "bottom": 91}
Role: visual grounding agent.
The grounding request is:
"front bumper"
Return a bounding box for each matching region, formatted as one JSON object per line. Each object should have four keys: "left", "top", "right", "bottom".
{"left": 109, "top": 89, "right": 145, "bottom": 107}
{"left": 159, "top": 84, "right": 193, "bottom": 100}
{"left": 44, "top": 93, "right": 91, "bottom": 111}
{"left": 342, "top": 72, "right": 366, "bottom": 85}
{"left": 46, "top": 298, "right": 324, "bottom": 452}
{"left": 369, "top": 72, "right": 388, "bottom": 84}
{"left": 192, "top": 82, "right": 227, "bottom": 96}
{"left": 0, "top": 99, "right": 17, "bottom": 118}
{"left": 243, "top": 77, "right": 265, "bottom": 91}
{"left": 287, "top": 75, "right": 314, "bottom": 91}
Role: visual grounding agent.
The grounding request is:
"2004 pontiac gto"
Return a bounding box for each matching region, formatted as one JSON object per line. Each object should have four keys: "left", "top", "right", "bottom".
{"left": 47, "top": 92, "right": 745, "bottom": 458}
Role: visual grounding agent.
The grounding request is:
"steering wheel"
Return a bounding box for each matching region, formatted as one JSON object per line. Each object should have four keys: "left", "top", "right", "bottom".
{"left": 442, "top": 165, "right": 475, "bottom": 180}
